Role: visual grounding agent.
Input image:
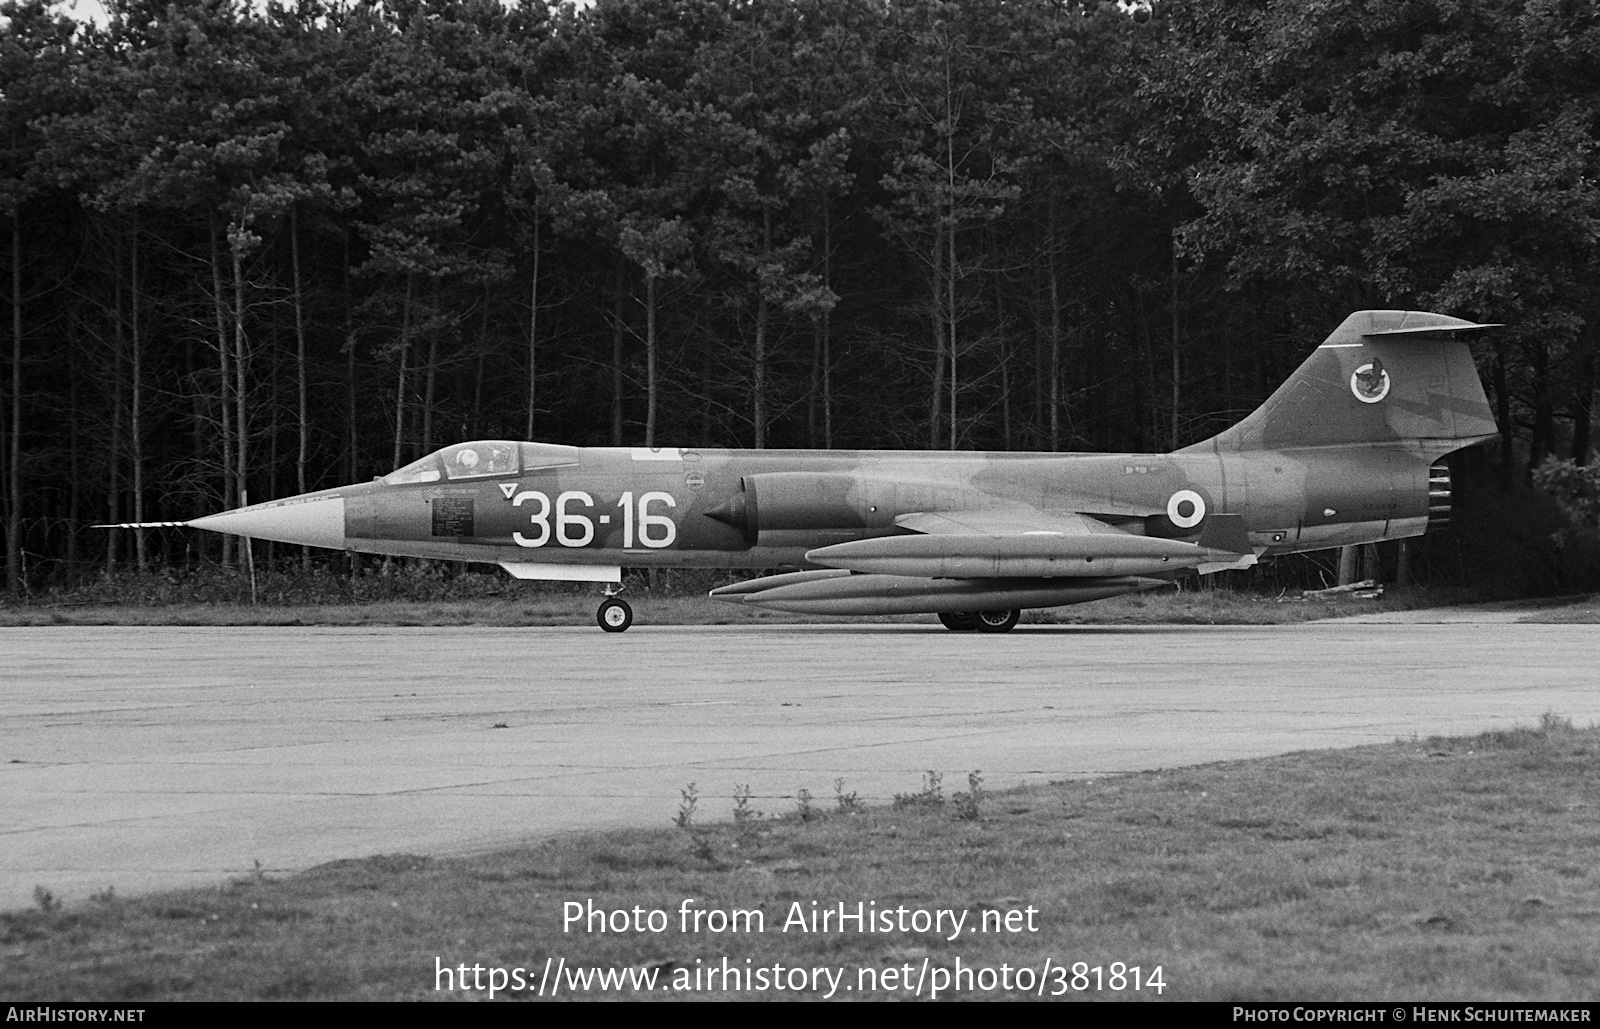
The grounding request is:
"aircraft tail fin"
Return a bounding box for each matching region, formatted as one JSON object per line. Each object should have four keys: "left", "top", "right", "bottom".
{"left": 1181, "top": 311, "right": 1499, "bottom": 456}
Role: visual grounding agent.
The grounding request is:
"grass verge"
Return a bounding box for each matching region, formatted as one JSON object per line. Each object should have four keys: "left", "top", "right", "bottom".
{"left": 5, "top": 717, "right": 1597, "bottom": 1001}
{"left": 0, "top": 584, "right": 1495, "bottom": 627}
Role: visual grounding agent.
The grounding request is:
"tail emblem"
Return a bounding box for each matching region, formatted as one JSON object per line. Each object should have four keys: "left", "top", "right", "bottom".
{"left": 1350, "top": 360, "right": 1390, "bottom": 404}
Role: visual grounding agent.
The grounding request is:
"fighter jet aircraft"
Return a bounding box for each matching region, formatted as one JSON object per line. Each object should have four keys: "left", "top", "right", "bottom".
{"left": 118, "top": 309, "right": 1497, "bottom": 631}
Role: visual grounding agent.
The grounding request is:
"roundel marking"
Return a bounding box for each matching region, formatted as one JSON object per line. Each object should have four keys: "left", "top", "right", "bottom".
{"left": 1350, "top": 361, "right": 1390, "bottom": 404}
{"left": 1167, "top": 489, "right": 1206, "bottom": 530}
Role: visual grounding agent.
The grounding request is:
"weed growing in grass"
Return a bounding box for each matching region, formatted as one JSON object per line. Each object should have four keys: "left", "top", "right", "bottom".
{"left": 673, "top": 783, "right": 698, "bottom": 830}
{"left": 952, "top": 770, "right": 984, "bottom": 821}
{"left": 731, "top": 783, "right": 756, "bottom": 824}
{"left": 89, "top": 887, "right": 115, "bottom": 905}
{"left": 32, "top": 887, "right": 60, "bottom": 914}
{"left": 671, "top": 783, "right": 718, "bottom": 864}
{"left": 893, "top": 770, "right": 944, "bottom": 810}
{"left": 834, "top": 778, "right": 863, "bottom": 815}
{"left": 1539, "top": 711, "right": 1575, "bottom": 734}
{"left": 795, "top": 788, "right": 817, "bottom": 823}
{"left": 732, "top": 784, "right": 763, "bottom": 848}
{"left": 1443, "top": 712, "right": 1587, "bottom": 754}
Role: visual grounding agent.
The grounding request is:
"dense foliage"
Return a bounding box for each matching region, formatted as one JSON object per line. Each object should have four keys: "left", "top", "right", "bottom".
{"left": 2, "top": 0, "right": 1596, "bottom": 589}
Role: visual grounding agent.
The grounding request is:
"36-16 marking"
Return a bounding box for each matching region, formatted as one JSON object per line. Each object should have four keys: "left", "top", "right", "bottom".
{"left": 513, "top": 490, "right": 676, "bottom": 550}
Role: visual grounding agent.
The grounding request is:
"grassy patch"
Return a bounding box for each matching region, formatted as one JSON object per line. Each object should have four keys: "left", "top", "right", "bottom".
{"left": 6, "top": 719, "right": 1599, "bottom": 1000}
{"left": 1517, "top": 598, "right": 1600, "bottom": 624}
{"left": 0, "top": 595, "right": 833, "bottom": 628}
{"left": 0, "top": 582, "right": 1483, "bottom": 627}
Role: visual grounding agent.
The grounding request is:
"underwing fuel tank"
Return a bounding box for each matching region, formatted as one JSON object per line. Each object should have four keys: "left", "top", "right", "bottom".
{"left": 804, "top": 531, "right": 1244, "bottom": 579}
{"left": 709, "top": 569, "right": 1165, "bottom": 615}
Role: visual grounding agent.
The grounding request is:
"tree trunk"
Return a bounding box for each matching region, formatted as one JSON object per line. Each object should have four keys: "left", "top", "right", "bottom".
{"left": 752, "top": 208, "right": 770, "bottom": 450}
{"left": 344, "top": 229, "right": 358, "bottom": 485}
{"left": 945, "top": 194, "right": 957, "bottom": 450}
{"left": 7, "top": 217, "right": 21, "bottom": 593}
{"left": 1047, "top": 199, "right": 1062, "bottom": 452}
{"left": 700, "top": 348, "right": 714, "bottom": 442}
{"left": 1571, "top": 346, "right": 1595, "bottom": 463}
{"left": 526, "top": 216, "right": 540, "bottom": 441}
{"left": 645, "top": 269, "right": 658, "bottom": 449}
{"left": 1337, "top": 545, "right": 1359, "bottom": 586}
{"left": 943, "top": 50, "right": 959, "bottom": 451}
{"left": 928, "top": 231, "right": 945, "bottom": 449}
{"left": 423, "top": 281, "right": 439, "bottom": 455}
{"left": 1170, "top": 241, "right": 1180, "bottom": 450}
{"left": 209, "top": 218, "right": 234, "bottom": 566}
{"left": 753, "top": 291, "right": 768, "bottom": 448}
{"left": 130, "top": 215, "right": 146, "bottom": 571}
{"left": 821, "top": 204, "right": 833, "bottom": 449}
{"left": 106, "top": 355, "right": 121, "bottom": 577}
{"left": 1495, "top": 346, "right": 1512, "bottom": 491}
{"left": 291, "top": 207, "right": 310, "bottom": 571}
{"left": 472, "top": 281, "right": 489, "bottom": 440}
{"left": 392, "top": 273, "right": 414, "bottom": 473}
{"left": 996, "top": 265, "right": 1010, "bottom": 450}
{"left": 809, "top": 311, "right": 821, "bottom": 447}
{"left": 611, "top": 259, "right": 626, "bottom": 446}
{"left": 66, "top": 315, "right": 80, "bottom": 579}
{"left": 231, "top": 235, "right": 249, "bottom": 529}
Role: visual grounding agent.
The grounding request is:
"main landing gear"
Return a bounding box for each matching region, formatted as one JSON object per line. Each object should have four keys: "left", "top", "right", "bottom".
{"left": 938, "top": 609, "right": 1021, "bottom": 633}
{"left": 597, "top": 583, "right": 633, "bottom": 632}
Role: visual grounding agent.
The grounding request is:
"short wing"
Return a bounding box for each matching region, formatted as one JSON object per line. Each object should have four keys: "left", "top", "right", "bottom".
{"left": 805, "top": 505, "right": 1254, "bottom": 579}
{"left": 892, "top": 508, "right": 1129, "bottom": 538}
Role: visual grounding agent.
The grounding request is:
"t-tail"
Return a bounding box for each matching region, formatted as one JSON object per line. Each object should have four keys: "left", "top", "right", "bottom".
{"left": 1177, "top": 310, "right": 1499, "bottom": 555}
{"left": 1181, "top": 310, "right": 1500, "bottom": 459}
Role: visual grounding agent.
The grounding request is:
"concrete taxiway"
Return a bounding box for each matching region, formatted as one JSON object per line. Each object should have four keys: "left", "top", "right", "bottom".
{"left": 4, "top": 619, "right": 1596, "bottom": 910}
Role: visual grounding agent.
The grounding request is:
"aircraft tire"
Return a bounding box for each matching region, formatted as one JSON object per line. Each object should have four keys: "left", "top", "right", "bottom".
{"left": 938, "top": 611, "right": 980, "bottom": 632}
{"left": 597, "top": 598, "right": 633, "bottom": 633}
{"left": 975, "top": 608, "right": 1021, "bottom": 633}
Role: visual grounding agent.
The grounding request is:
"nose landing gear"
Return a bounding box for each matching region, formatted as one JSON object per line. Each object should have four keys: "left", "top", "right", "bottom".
{"left": 597, "top": 583, "right": 633, "bottom": 632}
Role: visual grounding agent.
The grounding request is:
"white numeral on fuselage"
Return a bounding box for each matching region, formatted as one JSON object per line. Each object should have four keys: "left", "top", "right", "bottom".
{"left": 513, "top": 490, "right": 676, "bottom": 549}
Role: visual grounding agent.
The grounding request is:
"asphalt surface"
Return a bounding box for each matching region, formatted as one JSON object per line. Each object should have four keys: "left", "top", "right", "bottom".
{"left": 4, "top": 619, "right": 1596, "bottom": 910}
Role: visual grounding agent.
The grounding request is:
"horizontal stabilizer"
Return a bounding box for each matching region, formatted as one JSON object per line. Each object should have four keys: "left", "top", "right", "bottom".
{"left": 1361, "top": 322, "right": 1500, "bottom": 339}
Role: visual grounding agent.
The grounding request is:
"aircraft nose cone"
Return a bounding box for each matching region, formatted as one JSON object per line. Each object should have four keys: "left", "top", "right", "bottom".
{"left": 190, "top": 495, "right": 347, "bottom": 550}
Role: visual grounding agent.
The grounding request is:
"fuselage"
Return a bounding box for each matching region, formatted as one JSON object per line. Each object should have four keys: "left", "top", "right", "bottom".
{"left": 209, "top": 439, "right": 1443, "bottom": 571}
{"left": 166, "top": 310, "right": 1496, "bottom": 630}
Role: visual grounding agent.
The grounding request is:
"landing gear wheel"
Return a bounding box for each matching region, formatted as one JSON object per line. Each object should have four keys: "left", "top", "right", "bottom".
{"left": 597, "top": 597, "right": 633, "bottom": 632}
{"left": 975, "top": 608, "right": 1021, "bottom": 633}
{"left": 939, "top": 611, "right": 980, "bottom": 631}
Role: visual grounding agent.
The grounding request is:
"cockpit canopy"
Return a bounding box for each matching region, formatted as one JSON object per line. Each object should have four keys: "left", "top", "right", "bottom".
{"left": 382, "top": 440, "right": 581, "bottom": 485}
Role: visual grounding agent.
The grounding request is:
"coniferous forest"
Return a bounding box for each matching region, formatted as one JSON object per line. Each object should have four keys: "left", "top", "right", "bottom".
{"left": 1, "top": 0, "right": 1597, "bottom": 592}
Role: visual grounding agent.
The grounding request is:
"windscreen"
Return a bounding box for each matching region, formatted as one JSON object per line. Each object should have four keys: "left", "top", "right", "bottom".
{"left": 383, "top": 441, "right": 521, "bottom": 485}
